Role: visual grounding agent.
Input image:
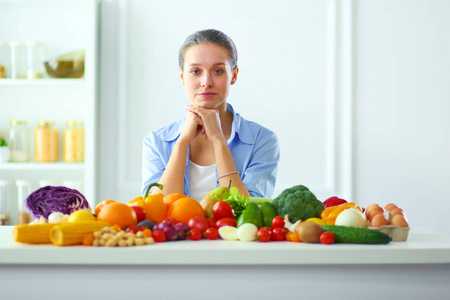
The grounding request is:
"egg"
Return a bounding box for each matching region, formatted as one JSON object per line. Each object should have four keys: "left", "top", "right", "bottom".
{"left": 370, "top": 213, "right": 389, "bottom": 228}
{"left": 365, "top": 204, "right": 384, "bottom": 221}
{"left": 218, "top": 226, "right": 239, "bottom": 241}
{"left": 391, "top": 215, "right": 409, "bottom": 227}
{"left": 384, "top": 203, "right": 398, "bottom": 211}
{"left": 390, "top": 208, "right": 405, "bottom": 217}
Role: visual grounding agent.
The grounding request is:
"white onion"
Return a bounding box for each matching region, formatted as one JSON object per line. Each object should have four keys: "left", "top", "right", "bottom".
{"left": 335, "top": 207, "right": 368, "bottom": 228}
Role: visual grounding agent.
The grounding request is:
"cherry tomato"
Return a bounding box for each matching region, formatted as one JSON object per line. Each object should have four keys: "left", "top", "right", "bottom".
{"left": 271, "top": 216, "right": 285, "bottom": 229}
{"left": 271, "top": 227, "right": 286, "bottom": 241}
{"left": 260, "top": 226, "right": 273, "bottom": 236}
{"left": 189, "top": 228, "right": 202, "bottom": 241}
{"left": 130, "top": 206, "right": 146, "bottom": 223}
{"left": 257, "top": 228, "right": 271, "bottom": 242}
{"left": 215, "top": 217, "right": 237, "bottom": 228}
{"left": 212, "top": 201, "right": 234, "bottom": 220}
{"left": 320, "top": 231, "right": 335, "bottom": 244}
{"left": 188, "top": 216, "right": 209, "bottom": 233}
{"left": 125, "top": 225, "right": 139, "bottom": 234}
{"left": 205, "top": 227, "right": 219, "bottom": 240}
{"left": 207, "top": 217, "right": 218, "bottom": 228}
{"left": 162, "top": 217, "right": 176, "bottom": 224}
{"left": 152, "top": 230, "right": 166, "bottom": 242}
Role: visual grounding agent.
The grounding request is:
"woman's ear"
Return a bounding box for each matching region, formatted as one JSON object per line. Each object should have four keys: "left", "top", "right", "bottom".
{"left": 231, "top": 66, "right": 239, "bottom": 85}
{"left": 179, "top": 67, "right": 185, "bottom": 84}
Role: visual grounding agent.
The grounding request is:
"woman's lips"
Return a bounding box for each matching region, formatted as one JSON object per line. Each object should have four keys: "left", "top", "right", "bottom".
{"left": 198, "top": 92, "right": 216, "bottom": 98}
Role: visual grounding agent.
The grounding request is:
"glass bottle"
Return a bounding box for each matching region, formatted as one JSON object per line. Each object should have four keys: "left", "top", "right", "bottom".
{"left": 34, "top": 120, "right": 58, "bottom": 162}
{"left": 0, "top": 41, "right": 10, "bottom": 78}
{"left": 63, "top": 120, "right": 84, "bottom": 162}
{"left": 9, "top": 120, "right": 30, "bottom": 162}
{"left": 9, "top": 41, "right": 27, "bottom": 79}
{"left": 16, "top": 180, "right": 33, "bottom": 224}
{"left": 26, "top": 41, "right": 45, "bottom": 79}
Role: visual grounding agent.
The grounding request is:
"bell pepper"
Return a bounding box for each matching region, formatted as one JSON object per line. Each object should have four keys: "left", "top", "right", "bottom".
{"left": 128, "top": 183, "right": 166, "bottom": 223}
{"left": 323, "top": 196, "right": 348, "bottom": 208}
{"left": 320, "top": 202, "right": 362, "bottom": 225}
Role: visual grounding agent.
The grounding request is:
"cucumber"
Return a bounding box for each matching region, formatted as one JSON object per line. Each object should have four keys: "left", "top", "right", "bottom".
{"left": 322, "top": 225, "right": 391, "bottom": 244}
{"left": 259, "top": 202, "right": 278, "bottom": 227}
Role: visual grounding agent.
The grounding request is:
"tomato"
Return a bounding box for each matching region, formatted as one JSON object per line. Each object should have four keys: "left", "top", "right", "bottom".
{"left": 212, "top": 201, "right": 234, "bottom": 220}
{"left": 125, "top": 225, "right": 139, "bottom": 234}
{"left": 271, "top": 227, "right": 286, "bottom": 241}
{"left": 215, "top": 217, "right": 237, "bottom": 228}
{"left": 257, "top": 228, "right": 271, "bottom": 242}
{"left": 271, "top": 216, "right": 285, "bottom": 229}
{"left": 205, "top": 227, "right": 219, "bottom": 240}
{"left": 162, "top": 217, "right": 176, "bottom": 224}
{"left": 260, "top": 226, "right": 273, "bottom": 236}
{"left": 207, "top": 217, "right": 218, "bottom": 228}
{"left": 320, "top": 231, "right": 335, "bottom": 244}
{"left": 137, "top": 226, "right": 148, "bottom": 232}
{"left": 188, "top": 216, "right": 209, "bottom": 233}
{"left": 152, "top": 230, "right": 166, "bottom": 242}
{"left": 189, "top": 228, "right": 202, "bottom": 240}
{"left": 130, "top": 206, "right": 146, "bottom": 223}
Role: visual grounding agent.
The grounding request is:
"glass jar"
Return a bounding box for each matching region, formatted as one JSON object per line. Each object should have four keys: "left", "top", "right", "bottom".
{"left": 16, "top": 180, "right": 33, "bottom": 224}
{"left": 9, "top": 120, "right": 30, "bottom": 162}
{"left": 0, "top": 42, "right": 10, "bottom": 78}
{"left": 34, "top": 120, "right": 58, "bottom": 162}
{"left": 25, "top": 41, "right": 45, "bottom": 79}
{"left": 0, "top": 180, "right": 13, "bottom": 225}
{"left": 63, "top": 120, "right": 84, "bottom": 162}
{"left": 9, "top": 41, "right": 27, "bottom": 79}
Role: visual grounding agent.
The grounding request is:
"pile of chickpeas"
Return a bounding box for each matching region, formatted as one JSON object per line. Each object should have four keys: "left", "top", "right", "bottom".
{"left": 92, "top": 227, "right": 154, "bottom": 247}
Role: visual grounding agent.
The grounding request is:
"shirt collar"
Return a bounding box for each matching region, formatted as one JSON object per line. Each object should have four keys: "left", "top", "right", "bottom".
{"left": 161, "top": 103, "right": 255, "bottom": 144}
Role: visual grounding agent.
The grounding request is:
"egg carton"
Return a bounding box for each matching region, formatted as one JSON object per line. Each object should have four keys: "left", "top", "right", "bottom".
{"left": 368, "top": 225, "right": 410, "bottom": 242}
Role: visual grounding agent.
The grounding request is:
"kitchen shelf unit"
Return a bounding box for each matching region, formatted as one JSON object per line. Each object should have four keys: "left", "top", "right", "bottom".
{"left": 0, "top": 0, "right": 99, "bottom": 221}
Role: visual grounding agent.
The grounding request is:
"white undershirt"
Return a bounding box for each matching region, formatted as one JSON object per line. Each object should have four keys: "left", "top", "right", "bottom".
{"left": 189, "top": 160, "right": 217, "bottom": 201}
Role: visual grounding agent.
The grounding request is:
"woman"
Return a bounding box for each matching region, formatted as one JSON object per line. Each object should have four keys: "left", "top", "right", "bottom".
{"left": 142, "top": 29, "right": 280, "bottom": 200}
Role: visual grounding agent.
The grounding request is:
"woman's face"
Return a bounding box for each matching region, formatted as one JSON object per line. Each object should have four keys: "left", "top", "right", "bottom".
{"left": 180, "top": 43, "right": 238, "bottom": 111}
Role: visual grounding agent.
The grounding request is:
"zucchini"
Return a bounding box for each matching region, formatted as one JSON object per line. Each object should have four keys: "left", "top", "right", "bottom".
{"left": 322, "top": 225, "right": 391, "bottom": 244}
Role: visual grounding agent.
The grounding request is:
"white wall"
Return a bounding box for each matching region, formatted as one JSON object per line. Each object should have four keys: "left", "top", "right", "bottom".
{"left": 99, "top": 0, "right": 450, "bottom": 236}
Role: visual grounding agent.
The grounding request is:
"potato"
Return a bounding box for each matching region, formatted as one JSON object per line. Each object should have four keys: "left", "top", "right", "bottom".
{"left": 296, "top": 221, "right": 324, "bottom": 243}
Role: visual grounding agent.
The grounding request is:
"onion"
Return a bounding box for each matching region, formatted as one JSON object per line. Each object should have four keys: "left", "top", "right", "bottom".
{"left": 335, "top": 207, "right": 368, "bottom": 228}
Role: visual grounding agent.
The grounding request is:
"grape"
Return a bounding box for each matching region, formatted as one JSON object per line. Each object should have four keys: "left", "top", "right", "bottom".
{"left": 174, "top": 222, "right": 189, "bottom": 240}
{"left": 153, "top": 222, "right": 179, "bottom": 241}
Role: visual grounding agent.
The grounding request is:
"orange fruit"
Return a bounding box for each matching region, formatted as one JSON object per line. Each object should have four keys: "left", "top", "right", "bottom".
{"left": 95, "top": 199, "right": 116, "bottom": 215}
{"left": 164, "top": 193, "right": 187, "bottom": 210}
{"left": 97, "top": 202, "right": 137, "bottom": 228}
{"left": 167, "top": 197, "right": 205, "bottom": 224}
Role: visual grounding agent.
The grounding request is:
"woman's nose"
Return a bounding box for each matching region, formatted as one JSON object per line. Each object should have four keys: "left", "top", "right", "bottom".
{"left": 201, "top": 74, "right": 213, "bottom": 87}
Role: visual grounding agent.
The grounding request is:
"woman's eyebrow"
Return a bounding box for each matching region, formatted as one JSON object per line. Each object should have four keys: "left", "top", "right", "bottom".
{"left": 187, "top": 62, "right": 226, "bottom": 67}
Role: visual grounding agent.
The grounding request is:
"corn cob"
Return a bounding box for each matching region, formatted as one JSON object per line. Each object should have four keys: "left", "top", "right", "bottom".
{"left": 50, "top": 221, "right": 110, "bottom": 246}
{"left": 13, "top": 223, "right": 60, "bottom": 244}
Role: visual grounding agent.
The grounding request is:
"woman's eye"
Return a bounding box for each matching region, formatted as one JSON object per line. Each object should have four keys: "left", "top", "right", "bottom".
{"left": 213, "top": 69, "right": 224, "bottom": 74}
{"left": 190, "top": 69, "right": 200, "bottom": 75}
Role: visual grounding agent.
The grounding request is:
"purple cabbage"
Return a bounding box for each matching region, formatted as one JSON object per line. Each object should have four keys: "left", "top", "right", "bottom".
{"left": 25, "top": 186, "right": 90, "bottom": 220}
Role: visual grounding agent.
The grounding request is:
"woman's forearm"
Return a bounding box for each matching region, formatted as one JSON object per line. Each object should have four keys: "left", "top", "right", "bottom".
{"left": 152, "top": 140, "right": 189, "bottom": 195}
{"left": 213, "top": 140, "right": 250, "bottom": 197}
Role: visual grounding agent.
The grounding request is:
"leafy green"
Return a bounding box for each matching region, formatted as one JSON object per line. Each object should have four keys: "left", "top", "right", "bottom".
{"left": 223, "top": 187, "right": 249, "bottom": 220}
{"left": 0, "top": 137, "right": 7, "bottom": 147}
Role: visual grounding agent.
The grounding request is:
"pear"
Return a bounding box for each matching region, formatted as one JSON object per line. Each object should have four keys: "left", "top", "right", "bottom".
{"left": 200, "top": 187, "right": 230, "bottom": 218}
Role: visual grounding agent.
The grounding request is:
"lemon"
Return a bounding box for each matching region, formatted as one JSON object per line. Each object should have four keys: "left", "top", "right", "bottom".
{"left": 305, "top": 217, "right": 327, "bottom": 226}
{"left": 68, "top": 210, "right": 96, "bottom": 223}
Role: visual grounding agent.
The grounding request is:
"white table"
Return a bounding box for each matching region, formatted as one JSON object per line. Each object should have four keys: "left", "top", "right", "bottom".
{"left": 1, "top": 226, "right": 449, "bottom": 299}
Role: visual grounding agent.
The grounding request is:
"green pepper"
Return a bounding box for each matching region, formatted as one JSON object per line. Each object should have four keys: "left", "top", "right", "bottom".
{"left": 237, "top": 202, "right": 263, "bottom": 228}
{"left": 259, "top": 202, "right": 278, "bottom": 227}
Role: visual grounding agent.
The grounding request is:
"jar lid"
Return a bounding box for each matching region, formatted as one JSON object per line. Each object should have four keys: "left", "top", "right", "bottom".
{"left": 10, "top": 120, "right": 27, "bottom": 125}
{"left": 67, "top": 120, "right": 84, "bottom": 126}
{"left": 38, "top": 120, "right": 55, "bottom": 126}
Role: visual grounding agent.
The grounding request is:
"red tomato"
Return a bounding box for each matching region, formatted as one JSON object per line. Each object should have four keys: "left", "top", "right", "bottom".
{"left": 271, "top": 216, "right": 285, "bottom": 229}
{"left": 189, "top": 228, "right": 202, "bottom": 241}
{"left": 215, "top": 217, "right": 237, "bottom": 228}
{"left": 152, "top": 230, "right": 166, "bottom": 242}
{"left": 212, "top": 201, "right": 234, "bottom": 220}
{"left": 130, "top": 206, "right": 146, "bottom": 223}
{"left": 125, "top": 225, "right": 139, "bottom": 234}
{"left": 207, "top": 217, "right": 217, "bottom": 228}
{"left": 257, "top": 228, "right": 271, "bottom": 242}
{"left": 162, "top": 217, "right": 176, "bottom": 224}
{"left": 205, "top": 227, "right": 219, "bottom": 240}
{"left": 320, "top": 231, "right": 335, "bottom": 245}
{"left": 271, "top": 227, "right": 286, "bottom": 241}
{"left": 188, "top": 216, "right": 209, "bottom": 233}
{"left": 137, "top": 226, "right": 148, "bottom": 232}
{"left": 260, "top": 226, "right": 273, "bottom": 236}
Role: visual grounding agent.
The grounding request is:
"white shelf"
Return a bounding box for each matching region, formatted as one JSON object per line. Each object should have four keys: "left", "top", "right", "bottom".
{"left": 0, "top": 162, "right": 84, "bottom": 171}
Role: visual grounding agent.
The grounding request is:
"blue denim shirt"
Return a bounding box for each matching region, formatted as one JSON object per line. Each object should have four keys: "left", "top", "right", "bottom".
{"left": 142, "top": 103, "right": 280, "bottom": 198}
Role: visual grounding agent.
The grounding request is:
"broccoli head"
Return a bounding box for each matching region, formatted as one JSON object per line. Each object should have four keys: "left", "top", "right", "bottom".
{"left": 272, "top": 185, "right": 325, "bottom": 223}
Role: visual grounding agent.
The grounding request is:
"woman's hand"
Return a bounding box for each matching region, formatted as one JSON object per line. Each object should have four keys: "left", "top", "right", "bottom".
{"left": 185, "top": 105, "right": 226, "bottom": 143}
{"left": 179, "top": 108, "right": 204, "bottom": 144}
